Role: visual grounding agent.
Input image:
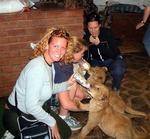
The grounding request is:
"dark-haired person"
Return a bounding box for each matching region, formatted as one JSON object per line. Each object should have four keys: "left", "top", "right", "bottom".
{"left": 136, "top": 4, "right": 150, "bottom": 57}
{"left": 3, "top": 27, "right": 74, "bottom": 139}
{"left": 83, "top": 13, "right": 127, "bottom": 93}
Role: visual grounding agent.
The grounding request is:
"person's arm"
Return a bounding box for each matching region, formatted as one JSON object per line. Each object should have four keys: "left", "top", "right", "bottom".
{"left": 53, "top": 75, "right": 75, "bottom": 94}
{"left": 25, "top": 66, "right": 62, "bottom": 139}
{"left": 57, "top": 89, "right": 80, "bottom": 111}
{"left": 25, "top": 65, "right": 56, "bottom": 128}
{"left": 57, "top": 82, "right": 86, "bottom": 111}
{"left": 136, "top": 6, "right": 150, "bottom": 30}
{"left": 53, "top": 82, "right": 69, "bottom": 94}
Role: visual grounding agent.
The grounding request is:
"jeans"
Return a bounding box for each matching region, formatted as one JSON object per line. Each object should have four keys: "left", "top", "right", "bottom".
{"left": 143, "top": 23, "right": 150, "bottom": 57}
{"left": 91, "top": 56, "right": 127, "bottom": 90}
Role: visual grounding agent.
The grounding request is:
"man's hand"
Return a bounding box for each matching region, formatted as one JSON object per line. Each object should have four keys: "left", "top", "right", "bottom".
{"left": 136, "top": 21, "right": 145, "bottom": 30}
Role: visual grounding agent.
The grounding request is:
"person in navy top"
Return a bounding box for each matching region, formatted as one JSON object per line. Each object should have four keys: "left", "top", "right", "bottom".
{"left": 83, "top": 12, "right": 127, "bottom": 92}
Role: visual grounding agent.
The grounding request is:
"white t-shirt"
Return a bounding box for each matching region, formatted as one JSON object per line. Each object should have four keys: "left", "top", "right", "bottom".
{"left": 0, "top": 0, "right": 24, "bottom": 14}
{"left": 143, "top": 0, "right": 150, "bottom": 6}
{"left": 8, "top": 56, "right": 69, "bottom": 127}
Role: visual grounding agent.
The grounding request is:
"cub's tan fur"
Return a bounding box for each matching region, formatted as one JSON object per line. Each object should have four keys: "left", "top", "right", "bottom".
{"left": 87, "top": 66, "right": 108, "bottom": 84}
{"left": 76, "top": 84, "right": 148, "bottom": 139}
{"left": 87, "top": 68, "right": 147, "bottom": 118}
{"left": 108, "top": 90, "right": 147, "bottom": 118}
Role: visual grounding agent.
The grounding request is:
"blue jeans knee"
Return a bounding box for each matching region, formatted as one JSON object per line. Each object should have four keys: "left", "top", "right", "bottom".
{"left": 109, "top": 57, "right": 127, "bottom": 90}
{"left": 143, "top": 23, "right": 150, "bottom": 56}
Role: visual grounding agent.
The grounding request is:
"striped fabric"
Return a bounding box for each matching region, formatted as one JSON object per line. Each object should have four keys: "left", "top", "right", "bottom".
{"left": 108, "top": 4, "right": 143, "bottom": 13}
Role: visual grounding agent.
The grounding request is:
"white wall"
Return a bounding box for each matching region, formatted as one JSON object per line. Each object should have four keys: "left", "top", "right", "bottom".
{"left": 93, "top": 0, "right": 144, "bottom": 9}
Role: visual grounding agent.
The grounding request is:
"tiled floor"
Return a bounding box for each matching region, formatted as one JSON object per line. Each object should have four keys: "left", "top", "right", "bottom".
{"left": 71, "top": 52, "right": 150, "bottom": 139}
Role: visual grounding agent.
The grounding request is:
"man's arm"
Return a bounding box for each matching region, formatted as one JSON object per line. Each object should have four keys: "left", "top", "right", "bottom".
{"left": 136, "top": 6, "right": 150, "bottom": 30}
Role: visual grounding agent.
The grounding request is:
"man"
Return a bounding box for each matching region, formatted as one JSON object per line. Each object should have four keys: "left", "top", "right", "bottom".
{"left": 136, "top": 3, "right": 150, "bottom": 57}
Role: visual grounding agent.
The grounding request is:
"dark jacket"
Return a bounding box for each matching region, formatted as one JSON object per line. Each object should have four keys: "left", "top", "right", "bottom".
{"left": 83, "top": 27, "right": 121, "bottom": 63}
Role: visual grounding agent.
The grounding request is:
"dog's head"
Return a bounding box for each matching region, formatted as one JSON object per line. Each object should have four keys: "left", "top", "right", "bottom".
{"left": 88, "top": 83, "right": 110, "bottom": 102}
{"left": 87, "top": 66, "right": 108, "bottom": 84}
{"left": 87, "top": 83, "right": 110, "bottom": 111}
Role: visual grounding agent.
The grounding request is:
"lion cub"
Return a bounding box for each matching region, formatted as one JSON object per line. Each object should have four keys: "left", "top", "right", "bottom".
{"left": 87, "top": 67, "right": 147, "bottom": 119}
{"left": 87, "top": 66, "right": 108, "bottom": 84}
{"left": 76, "top": 84, "right": 148, "bottom": 139}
